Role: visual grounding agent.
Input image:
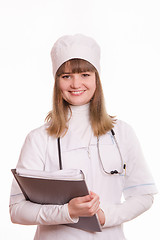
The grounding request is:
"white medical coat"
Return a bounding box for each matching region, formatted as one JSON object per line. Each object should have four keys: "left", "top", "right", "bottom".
{"left": 10, "top": 105, "right": 157, "bottom": 240}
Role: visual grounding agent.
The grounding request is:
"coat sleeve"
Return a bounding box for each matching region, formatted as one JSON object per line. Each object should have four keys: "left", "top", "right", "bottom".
{"left": 10, "top": 200, "right": 78, "bottom": 225}
{"left": 9, "top": 128, "right": 78, "bottom": 226}
{"left": 101, "top": 194, "right": 154, "bottom": 228}
{"left": 123, "top": 122, "right": 157, "bottom": 198}
{"left": 101, "top": 121, "right": 157, "bottom": 228}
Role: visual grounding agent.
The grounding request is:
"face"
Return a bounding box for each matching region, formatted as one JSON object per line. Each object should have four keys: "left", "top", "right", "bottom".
{"left": 59, "top": 70, "right": 96, "bottom": 106}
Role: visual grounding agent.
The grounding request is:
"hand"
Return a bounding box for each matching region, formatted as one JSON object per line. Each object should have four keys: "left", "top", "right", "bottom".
{"left": 97, "top": 208, "right": 105, "bottom": 226}
{"left": 68, "top": 191, "right": 100, "bottom": 219}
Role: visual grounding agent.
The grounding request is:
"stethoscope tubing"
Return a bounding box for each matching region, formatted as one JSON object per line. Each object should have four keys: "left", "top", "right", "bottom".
{"left": 57, "top": 129, "right": 125, "bottom": 175}
{"left": 97, "top": 129, "right": 124, "bottom": 175}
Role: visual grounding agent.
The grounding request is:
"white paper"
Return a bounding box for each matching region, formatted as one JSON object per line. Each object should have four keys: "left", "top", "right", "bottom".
{"left": 16, "top": 168, "right": 84, "bottom": 180}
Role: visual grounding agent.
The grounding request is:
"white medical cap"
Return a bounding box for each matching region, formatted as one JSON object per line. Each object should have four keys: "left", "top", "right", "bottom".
{"left": 51, "top": 34, "right": 101, "bottom": 77}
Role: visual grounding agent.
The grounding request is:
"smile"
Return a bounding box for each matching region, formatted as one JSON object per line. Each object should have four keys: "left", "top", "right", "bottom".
{"left": 69, "top": 90, "right": 85, "bottom": 96}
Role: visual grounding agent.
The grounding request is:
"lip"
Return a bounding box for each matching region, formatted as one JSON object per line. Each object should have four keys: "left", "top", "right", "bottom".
{"left": 69, "top": 90, "right": 86, "bottom": 96}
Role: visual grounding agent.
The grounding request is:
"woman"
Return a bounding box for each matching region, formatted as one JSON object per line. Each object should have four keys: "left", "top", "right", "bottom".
{"left": 10, "top": 34, "right": 157, "bottom": 240}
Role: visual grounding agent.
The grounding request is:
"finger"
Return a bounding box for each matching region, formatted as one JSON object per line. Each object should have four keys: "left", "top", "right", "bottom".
{"left": 75, "top": 194, "right": 92, "bottom": 203}
{"left": 91, "top": 197, "right": 100, "bottom": 212}
{"left": 76, "top": 194, "right": 99, "bottom": 211}
{"left": 86, "top": 198, "right": 100, "bottom": 216}
{"left": 89, "top": 191, "right": 97, "bottom": 198}
{"left": 89, "top": 191, "right": 100, "bottom": 202}
{"left": 90, "top": 194, "right": 99, "bottom": 205}
{"left": 89, "top": 191, "right": 97, "bottom": 196}
{"left": 85, "top": 195, "right": 100, "bottom": 213}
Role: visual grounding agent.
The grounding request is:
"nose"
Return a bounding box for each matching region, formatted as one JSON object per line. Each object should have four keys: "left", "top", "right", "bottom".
{"left": 70, "top": 75, "right": 81, "bottom": 89}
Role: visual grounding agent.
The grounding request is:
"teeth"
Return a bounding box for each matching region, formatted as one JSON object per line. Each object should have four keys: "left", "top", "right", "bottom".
{"left": 71, "top": 90, "right": 84, "bottom": 94}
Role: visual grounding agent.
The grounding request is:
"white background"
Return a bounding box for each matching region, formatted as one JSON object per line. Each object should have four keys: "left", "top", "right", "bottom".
{"left": 0, "top": 0, "right": 160, "bottom": 239}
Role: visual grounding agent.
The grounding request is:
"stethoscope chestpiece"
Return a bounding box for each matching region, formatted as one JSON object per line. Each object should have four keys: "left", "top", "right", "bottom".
{"left": 110, "top": 170, "right": 119, "bottom": 175}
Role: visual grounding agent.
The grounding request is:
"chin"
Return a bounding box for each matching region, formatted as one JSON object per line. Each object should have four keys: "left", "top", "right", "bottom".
{"left": 65, "top": 97, "right": 91, "bottom": 106}
{"left": 71, "top": 102, "right": 90, "bottom": 106}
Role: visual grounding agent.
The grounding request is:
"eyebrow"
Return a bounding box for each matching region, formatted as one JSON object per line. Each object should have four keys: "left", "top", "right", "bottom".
{"left": 62, "top": 71, "right": 91, "bottom": 75}
{"left": 61, "top": 72, "right": 72, "bottom": 74}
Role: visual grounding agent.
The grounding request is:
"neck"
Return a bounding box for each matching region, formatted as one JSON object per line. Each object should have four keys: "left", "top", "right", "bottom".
{"left": 70, "top": 103, "right": 90, "bottom": 113}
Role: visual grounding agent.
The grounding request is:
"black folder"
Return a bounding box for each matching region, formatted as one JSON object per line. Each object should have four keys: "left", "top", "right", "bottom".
{"left": 11, "top": 169, "right": 102, "bottom": 232}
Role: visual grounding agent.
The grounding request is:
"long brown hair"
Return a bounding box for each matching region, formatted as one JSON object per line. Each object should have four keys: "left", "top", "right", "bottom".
{"left": 45, "top": 59, "right": 115, "bottom": 137}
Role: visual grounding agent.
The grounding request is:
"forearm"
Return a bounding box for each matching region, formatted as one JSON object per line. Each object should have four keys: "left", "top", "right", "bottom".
{"left": 102, "top": 194, "right": 154, "bottom": 228}
{"left": 10, "top": 200, "right": 78, "bottom": 226}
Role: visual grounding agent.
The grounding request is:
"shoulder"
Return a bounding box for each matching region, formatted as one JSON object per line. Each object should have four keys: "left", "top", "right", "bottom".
{"left": 113, "top": 119, "right": 133, "bottom": 133}
{"left": 25, "top": 123, "right": 51, "bottom": 144}
{"left": 18, "top": 123, "right": 52, "bottom": 169}
{"left": 112, "top": 119, "right": 142, "bottom": 155}
{"left": 112, "top": 119, "right": 137, "bottom": 142}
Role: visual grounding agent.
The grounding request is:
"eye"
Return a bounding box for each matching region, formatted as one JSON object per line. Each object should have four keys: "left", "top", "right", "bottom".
{"left": 61, "top": 75, "right": 70, "bottom": 79}
{"left": 82, "top": 73, "right": 90, "bottom": 77}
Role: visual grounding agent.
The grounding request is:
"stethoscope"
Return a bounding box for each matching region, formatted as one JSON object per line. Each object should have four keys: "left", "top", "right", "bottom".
{"left": 57, "top": 129, "right": 126, "bottom": 175}
{"left": 97, "top": 129, "right": 126, "bottom": 175}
